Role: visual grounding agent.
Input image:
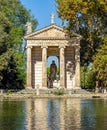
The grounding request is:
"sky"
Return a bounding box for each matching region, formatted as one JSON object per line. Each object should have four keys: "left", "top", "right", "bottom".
{"left": 20, "top": 0, "right": 62, "bottom": 30}
{"left": 20, "top": 0, "right": 62, "bottom": 67}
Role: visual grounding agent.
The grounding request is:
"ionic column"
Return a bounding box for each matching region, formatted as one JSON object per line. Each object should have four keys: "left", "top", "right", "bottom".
{"left": 42, "top": 46, "right": 47, "bottom": 87}
{"left": 26, "top": 46, "right": 32, "bottom": 88}
{"left": 75, "top": 46, "right": 80, "bottom": 89}
{"left": 59, "top": 46, "right": 65, "bottom": 87}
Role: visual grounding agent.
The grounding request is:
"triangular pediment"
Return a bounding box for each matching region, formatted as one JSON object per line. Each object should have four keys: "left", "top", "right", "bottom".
{"left": 24, "top": 24, "right": 68, "bottom": 40}
{"left": 24, "top": 24, "right": 82, "bottom": 41}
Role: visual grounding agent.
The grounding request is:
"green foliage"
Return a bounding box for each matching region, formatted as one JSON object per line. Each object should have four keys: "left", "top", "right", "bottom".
{"left": 53, "top": 88, "right": 65, "bottom": 95}
{"left": 0, "top": 0, "right": 37, "bottom": 89}
{"left": 56, "top": 0, "right": 107, "bottom": 88}
{"left": 92, "top": 35, "right": 107, "bottom": 87}
{"left": 47, "top": 67, "right": 59, "bottom": 75}
{"left": 47, "top": 67, "right": 50, "bottom": 75}
{"left": 86, "top": 70, "right": 96, "bottom": 89}
{"left": 81, "top": 66, "right": 96, "bottom": 89}
{"left": 6, "top": 90, "right": 13, "bottom": 94}
{"left": 56, "top": 0, "right": 107, "bottom": 65}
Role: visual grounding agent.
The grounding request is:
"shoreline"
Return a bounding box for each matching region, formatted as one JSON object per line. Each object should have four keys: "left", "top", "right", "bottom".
{"left": 0, "top": 93, "right": 107, "bottom": 99}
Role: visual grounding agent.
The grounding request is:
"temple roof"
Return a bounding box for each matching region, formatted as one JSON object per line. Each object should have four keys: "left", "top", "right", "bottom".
{"left": 24, "top": 24, "right": 82, "bottom": 40}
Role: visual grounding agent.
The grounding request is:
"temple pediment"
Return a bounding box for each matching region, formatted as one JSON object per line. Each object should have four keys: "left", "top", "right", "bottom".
{"left": 24, "top": 23, "right": 82, "bottom": 48}
{"left": 24, "top": 24, "right": 69, "bottom": 40}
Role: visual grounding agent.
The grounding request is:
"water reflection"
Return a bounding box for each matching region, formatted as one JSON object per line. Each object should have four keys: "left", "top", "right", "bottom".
{"left": 47, "top": 99, "right": 60, "bottom": 130}
{"left": 0, "top": 99, "right": 26, "bottom": 130}
{"left": 26, "top": 99, "right": 82, "bottom": 130}
{"left": 0, "top": 98, "right": 107, "bottom": 130}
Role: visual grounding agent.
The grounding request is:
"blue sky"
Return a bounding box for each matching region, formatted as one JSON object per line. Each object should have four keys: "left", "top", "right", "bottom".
{"left": 20, "top": 0, "right": 62, "bottom": 67}
{"left": 20, "top": 0, "right": 62, "bottom": 30}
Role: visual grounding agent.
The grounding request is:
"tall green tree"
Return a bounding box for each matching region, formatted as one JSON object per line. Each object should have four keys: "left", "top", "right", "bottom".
{"left": 0, "top": 0, "right": 37, "bottom": 89}
{"left": 92, "top": 35, "right": 107, "bottom": 87}
{"left": 81, "top": 66, "right": 96, "bottom": 89}
{"left": 56, "top": 0, "right": 107, "bottom": 65}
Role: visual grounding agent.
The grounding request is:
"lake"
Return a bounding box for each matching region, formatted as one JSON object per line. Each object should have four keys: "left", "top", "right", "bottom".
{"left": 0, "top": 98, "right": 107, "bottom": 130}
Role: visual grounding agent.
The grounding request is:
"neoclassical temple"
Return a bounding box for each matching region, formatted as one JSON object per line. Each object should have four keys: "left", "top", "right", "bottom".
{"left": 24, "top": 15, "right": 82, "bottom": 89}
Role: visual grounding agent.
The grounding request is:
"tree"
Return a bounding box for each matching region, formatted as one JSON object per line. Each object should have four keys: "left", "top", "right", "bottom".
{"left": 0, "top": 0, "right": 38, "bottom": 89}
{"left": 81, "top": 65, "right": 96, "bottom": 89}
{"left": 56, "top": 0, "right": 107, "bottom": 65}
{"left": 92, "top": 35, "right": 107, "bottom": 87}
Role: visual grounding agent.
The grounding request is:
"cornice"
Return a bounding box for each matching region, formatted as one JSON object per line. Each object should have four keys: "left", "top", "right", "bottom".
{"left": 24, "top": 37, "right": 70, "bottom": 40}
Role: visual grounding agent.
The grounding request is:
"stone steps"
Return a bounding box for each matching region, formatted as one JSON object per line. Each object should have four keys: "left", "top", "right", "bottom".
{"left": 17, "top": 88, "right": 91, "bottom": 95}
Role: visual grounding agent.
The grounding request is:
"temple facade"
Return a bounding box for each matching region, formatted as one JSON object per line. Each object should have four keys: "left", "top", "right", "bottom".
{"left": 24, "top": 20, "right": 82, "bottom": 89}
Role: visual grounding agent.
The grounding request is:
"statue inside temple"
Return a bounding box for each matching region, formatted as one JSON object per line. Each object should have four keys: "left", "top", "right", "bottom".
{"left": 49, "top": 60, "right": 57, "bottom": 87}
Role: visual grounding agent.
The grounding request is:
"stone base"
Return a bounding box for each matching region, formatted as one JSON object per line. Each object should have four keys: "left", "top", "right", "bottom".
{"left": 53, "top": 80, "right": 60, "bottom": 88}
{"left": 95, "top": 88, "right": 99, "bottom": 93}
{"left": 26, "top": 87, "right": 33, "bottom": 90}
{"left": 0, "top": 89, "right": 4, "bottom": 94}
{"left": 72, "top": 87, "right": 81, "bottom": 90}
{"left": 102, "top": 88, "right": 107, "bottom": 93}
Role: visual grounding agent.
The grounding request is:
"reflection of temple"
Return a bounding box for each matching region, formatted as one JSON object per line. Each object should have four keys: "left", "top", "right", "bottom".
{"left": 26, "top": 99, "right": 48, "bottom": 130}
{"left": 25, "top": 99, "right": 81, "bottom": 130}
{"left": 24, "top": 14, "right": 82, "bottom": 89}
{"left": 60, "top": 99, "right": 81, "bottom": 130}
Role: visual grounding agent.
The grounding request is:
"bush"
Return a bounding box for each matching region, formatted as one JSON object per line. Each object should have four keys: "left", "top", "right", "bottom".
{"left": 53, "top": 88, "right": 66, "bottom": 95}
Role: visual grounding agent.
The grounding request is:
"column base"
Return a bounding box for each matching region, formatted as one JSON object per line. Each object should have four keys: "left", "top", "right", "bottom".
{"left": 41, "top": 86, "right": 48, "bottom": 89}
{"left": 73, "top": 87, "right": 81, "bottom": 90}
{"left": 25, "top": 87, "right": 33, "bottom": 90}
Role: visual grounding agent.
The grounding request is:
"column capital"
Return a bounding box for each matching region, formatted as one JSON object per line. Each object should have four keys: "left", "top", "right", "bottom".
{"left": 74, "top": 45, "right": 80, "bottom": 49}
{"left": 26, "top": 46, "right": 32, "bottom": 49}
{"left": 59, "top": 45, "right": 66, "bottom": 48}
{"left": 41, "top": 45, "right": 48, "bottom": 48}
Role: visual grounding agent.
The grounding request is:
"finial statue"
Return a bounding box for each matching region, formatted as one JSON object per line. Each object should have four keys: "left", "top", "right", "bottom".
{"left": 26, "top": 22, "right": 32, "bottom": 34}
{"left": 51, "top": 13, "right": 55, "bottom": 24}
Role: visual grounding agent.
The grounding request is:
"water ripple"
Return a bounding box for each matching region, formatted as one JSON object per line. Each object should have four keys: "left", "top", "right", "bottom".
{"left": 1, "top": 99, "right": 107, "bottom": 130}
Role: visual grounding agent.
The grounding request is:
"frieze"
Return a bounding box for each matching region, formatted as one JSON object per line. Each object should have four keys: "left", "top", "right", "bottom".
{"left": 26, "top": 39, "right": 80, "bottom": 47}
{"left": 25, "top": 37, "right": 68, "bottom": 40}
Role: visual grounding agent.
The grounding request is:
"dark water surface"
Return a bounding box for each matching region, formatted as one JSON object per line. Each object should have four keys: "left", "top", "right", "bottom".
{"left": 0, "top": 98, "right": 107, "bottom": 130}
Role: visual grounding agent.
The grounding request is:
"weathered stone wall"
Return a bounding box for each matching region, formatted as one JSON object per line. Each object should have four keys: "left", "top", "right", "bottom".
{"left": 65, "top": 47, "right": 75, "bottom": 89}
{"left": 32, "top": 47, "right": 42, "bottom": 88}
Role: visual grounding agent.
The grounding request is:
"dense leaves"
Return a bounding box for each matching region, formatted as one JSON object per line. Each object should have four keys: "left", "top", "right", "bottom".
{"left": 56, "top": 0, "right": 107, "bottom": 65}
{"left": 93, "top": 36, "right": 107, "bottom": 87}
{"left": 81, "top": 66, "right": 96, "bottom": 89}
{"left": 56, "top": 0, "right": 107, "bottom": 89}
{"left": 0, "top": 0, "right": 37, "bottom": 89}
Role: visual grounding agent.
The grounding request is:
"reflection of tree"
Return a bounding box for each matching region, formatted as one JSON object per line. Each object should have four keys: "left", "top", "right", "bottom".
{"left": 81, "top": 99, "right": 107, "bottom": 130}
{"left": 81, "top": 99, "right": 96, "bottom": 130}
{"left": 0, "top": 100, "right": 26, "bottom": 130}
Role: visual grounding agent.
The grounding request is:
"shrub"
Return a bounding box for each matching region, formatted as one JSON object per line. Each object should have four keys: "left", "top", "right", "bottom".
{"left": 53, "top": 88, "right": 66, "bottom": 95}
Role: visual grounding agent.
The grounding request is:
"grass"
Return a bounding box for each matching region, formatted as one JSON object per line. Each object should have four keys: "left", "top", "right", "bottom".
{"left": 53, "top": 88, "right": 66, "bottom": 95}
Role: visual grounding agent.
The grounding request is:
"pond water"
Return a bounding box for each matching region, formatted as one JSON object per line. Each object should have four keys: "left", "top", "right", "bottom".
{"left": 0, "top": 98, "right": 107, "bottom": 130}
